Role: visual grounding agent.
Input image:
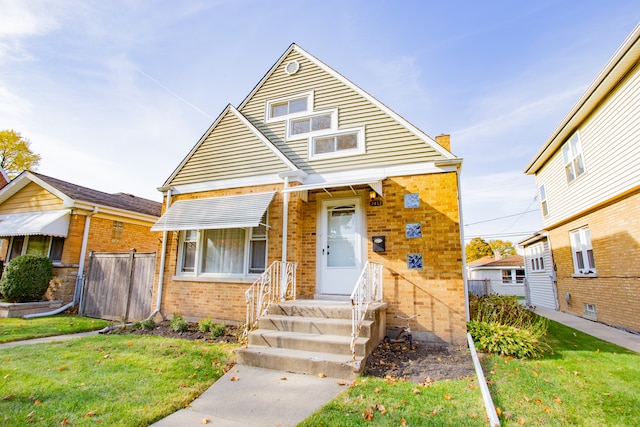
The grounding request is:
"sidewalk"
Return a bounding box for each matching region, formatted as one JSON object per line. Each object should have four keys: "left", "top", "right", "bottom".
{"left": 534, "top": 306, "right": 640, "bottom": 353}
{"left": 149, "top": 364, "right": 345, "bottom": 427}
{"left": 0, "top": 330, "right": 100, "bottom": 349}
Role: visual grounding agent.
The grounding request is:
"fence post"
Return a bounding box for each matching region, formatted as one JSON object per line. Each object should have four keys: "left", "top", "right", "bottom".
{"left": 123, "top": 249, "right": 136, "bottom": 321}
{"left": 79, "top": 251, "right": 94, "bottom": 315}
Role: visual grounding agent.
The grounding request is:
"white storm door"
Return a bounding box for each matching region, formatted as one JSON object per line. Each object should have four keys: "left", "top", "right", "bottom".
{"left": 319, "top": 198, "right": 364, "bottom": 295}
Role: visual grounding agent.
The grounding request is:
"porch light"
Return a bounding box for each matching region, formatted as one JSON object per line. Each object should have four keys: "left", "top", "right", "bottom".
{"left": 369, "top": 189, "right": 383, "bottom": 206}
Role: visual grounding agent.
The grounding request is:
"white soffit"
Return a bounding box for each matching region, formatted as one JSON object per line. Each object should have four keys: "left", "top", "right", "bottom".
{"left": 0, "top": 209, "right": 70, "bottom": 237}
{"left": 151, "top": 192, "right": 276, "bottom": 232}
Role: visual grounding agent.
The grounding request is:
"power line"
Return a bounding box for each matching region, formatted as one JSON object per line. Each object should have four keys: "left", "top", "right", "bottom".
{"left": 464, "top": 209, "right": 539, "bottom": 226}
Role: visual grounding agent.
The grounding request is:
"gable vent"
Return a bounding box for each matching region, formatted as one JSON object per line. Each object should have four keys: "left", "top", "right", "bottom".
{"left": 284, "top": 60, "right": 300, "bottom": 75}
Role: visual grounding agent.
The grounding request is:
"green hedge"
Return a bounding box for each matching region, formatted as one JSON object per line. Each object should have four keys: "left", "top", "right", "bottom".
{"left": 0, "top": 254, "right": 54, "bottom": 303}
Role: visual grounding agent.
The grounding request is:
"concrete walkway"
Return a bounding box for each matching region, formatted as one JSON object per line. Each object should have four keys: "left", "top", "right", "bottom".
{"left": 0, "top": 330, "right": 100, "bottom": 349}
{"left": 149, "top": 364, "right": 346, "bottom": 427}
{"left": 534, "top": 306, "right": 640, "bottom": 353}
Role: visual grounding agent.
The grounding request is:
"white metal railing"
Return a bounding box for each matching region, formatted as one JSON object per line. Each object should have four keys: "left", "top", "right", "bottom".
{"left": 244, "top": 261, "right": 297, "bottom": 339}
{"left": 350, "top": 261, "right": 383, "bottom": 360}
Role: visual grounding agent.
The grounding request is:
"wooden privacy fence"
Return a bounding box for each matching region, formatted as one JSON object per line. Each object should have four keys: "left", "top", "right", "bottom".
{"left": 80, "top": 250, "right": 156, "bottom": 322}
{"left": 468, "top": 279, "right": 491, "bottom": 296}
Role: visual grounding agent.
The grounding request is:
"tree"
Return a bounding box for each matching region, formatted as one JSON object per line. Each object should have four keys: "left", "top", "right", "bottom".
{"left": 0, "top": 129, "right": 41, "bottom": 178}
{"left": 466, "top": 237, "right": 517, "bottom": 262}
{"left": 466, "top": 237, "right": 492, "bottom": 262}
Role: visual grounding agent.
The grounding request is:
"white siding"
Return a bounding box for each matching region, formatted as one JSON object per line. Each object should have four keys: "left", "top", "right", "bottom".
{"left": 537, "top": 63, "right": 640, "bottom": 228}
{"left": 523, "top": 239, "right": 558, "bottom": 309}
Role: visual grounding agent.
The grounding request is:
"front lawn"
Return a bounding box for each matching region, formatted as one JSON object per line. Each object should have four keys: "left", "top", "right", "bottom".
{"left": 0, "top": 315, "right": 110, "bottom": 343}
{"left": 484, "top": 320, "right": 640, "bottom": 426}
{"left": 301, "top": 319, "right": 640, "bottom": 426}
{"left": 0, "top": 334, "right": 237, "bottom": 426}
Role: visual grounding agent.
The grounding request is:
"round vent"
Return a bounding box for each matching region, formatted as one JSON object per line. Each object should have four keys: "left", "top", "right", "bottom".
{"left": 284, "top": 60, "right": 300, "bottom": 75}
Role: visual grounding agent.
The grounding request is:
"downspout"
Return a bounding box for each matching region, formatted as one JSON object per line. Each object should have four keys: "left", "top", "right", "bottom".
{"left": 25, "top": 206, "right": 98, "bottom": 318}
{"left": 456, "top": 165, "right": 470, "bottom": 322}
{"left": 280, "top": 176, "right": 290, "bottom": 300}
{"left": 147, "top": 188, "right": 172, "bottom": 320}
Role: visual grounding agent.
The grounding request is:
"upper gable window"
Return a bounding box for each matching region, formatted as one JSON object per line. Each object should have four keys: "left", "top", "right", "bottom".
{"left": 539, "top": 184, "right": 549, "bottom": 216}
{"left": 266, "top": 92, "right": 313, "bottom": 122}
{"left": 309, "top": 128, "right": 365, "bottom": 160}
{"left": 287, "top": 110, "right": 337, "bottom": 140}
{"left": 562, "top": 132, "right": 586, "bottom": 183}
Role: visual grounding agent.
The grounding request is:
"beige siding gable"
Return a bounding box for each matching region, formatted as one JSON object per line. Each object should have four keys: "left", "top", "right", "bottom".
{"left": 239, "top": 45, "right": 453, "bottom": 174}
{"left": 168, "top": 106, "right": 298, "bottom": 186}
{"left": 0, "top": 182, "right": 64, "bottom": 214}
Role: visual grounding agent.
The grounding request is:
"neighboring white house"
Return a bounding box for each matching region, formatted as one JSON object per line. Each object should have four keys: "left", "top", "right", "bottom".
{"left": 519, "top": 232, "right": 558, "bottom": 309}
{"left": 467, "top": 254, "right": 525, "bottom": 297}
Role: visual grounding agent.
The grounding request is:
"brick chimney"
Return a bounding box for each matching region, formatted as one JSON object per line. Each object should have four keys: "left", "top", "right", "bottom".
{"left": 493, "top": 249, "right": 502, "bottom": 261}
{"left": 435, "top": 134, "right": 451, "bottom": 151}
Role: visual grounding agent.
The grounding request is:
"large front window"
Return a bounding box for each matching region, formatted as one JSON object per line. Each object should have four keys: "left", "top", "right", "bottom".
{"left": 8, "top": 235, "right": 65, "bottom": 263}
{"left": 178, "top": 216, "right": 267, "bottom": 277}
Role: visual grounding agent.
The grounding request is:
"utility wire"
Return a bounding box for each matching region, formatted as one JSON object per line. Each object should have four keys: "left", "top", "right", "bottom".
{"left": 464, "top": 208, "right": 539, "bottom": 226}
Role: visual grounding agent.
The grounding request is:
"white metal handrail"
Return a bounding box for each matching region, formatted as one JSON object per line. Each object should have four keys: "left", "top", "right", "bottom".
{"left": 244, "top": 261, "right": 297, "bottom": 339}
{"left": 350, "top": 261, "right": 383, "bottom": 360}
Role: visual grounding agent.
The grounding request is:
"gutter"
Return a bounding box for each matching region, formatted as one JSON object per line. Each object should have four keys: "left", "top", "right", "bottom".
{"left": 146, "top": 188, "right": 172, "bottom": 320}
{"left": 24, "top": 206, "right": 99, "bottom": 319}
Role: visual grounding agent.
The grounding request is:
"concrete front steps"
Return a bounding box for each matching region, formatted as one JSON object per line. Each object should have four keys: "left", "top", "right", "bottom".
{"left": 237, "top": 299, "right": 387, "bottom": 379}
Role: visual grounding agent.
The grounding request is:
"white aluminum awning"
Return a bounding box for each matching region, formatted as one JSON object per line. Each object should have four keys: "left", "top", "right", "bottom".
{"left": 151, "top": 191, "right": 276, "bottom": 232}
{"left": 0, "top": 209, "right": 71, "bottom": 237}
{"left": 281, "top": 176, "right": 385, "bottom": 201}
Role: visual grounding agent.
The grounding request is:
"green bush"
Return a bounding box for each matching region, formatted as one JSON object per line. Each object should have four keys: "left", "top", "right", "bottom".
{"left": 140, "top": 318, "right": 156, "bottom": 330}
{"left": 198, "top": 318, "right": 213, "bottom": 333}
{"left": 210, "top": 322, "right": 226, "bottom": 338}
{"left": 468, "top": 294, "right": 550, "bottom": 358}
{"left": 170, "top": 314, "right": 188, "bottom": 333}
{"left": 0, "top": 255, "right": 54, "bottom": 303}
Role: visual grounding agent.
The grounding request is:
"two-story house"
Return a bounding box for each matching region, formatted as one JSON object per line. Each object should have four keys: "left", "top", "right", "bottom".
{"left": 523, "top": 23, "right": 640, "bottom": 333}
{"left": 151, "top": 44, "right": 467, "bottom": 375}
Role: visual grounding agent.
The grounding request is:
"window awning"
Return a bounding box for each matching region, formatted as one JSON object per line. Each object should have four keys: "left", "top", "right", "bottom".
{"left": 151, "top": 191, "right": 276, "bottom": 232}
{"left": 0, "top": 210, "right": 71, "bottom": 238}
{"left": 281, "top": 176, "right": 385, "bottom": 201}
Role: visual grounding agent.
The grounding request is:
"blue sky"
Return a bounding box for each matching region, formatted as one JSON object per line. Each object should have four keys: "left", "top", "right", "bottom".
{"left": 1, "top": 0, "right": 638, "bottom": 247}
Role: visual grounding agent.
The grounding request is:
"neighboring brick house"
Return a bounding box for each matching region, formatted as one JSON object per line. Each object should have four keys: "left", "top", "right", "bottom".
{"left": 523, "top": 23, "right": 640, "bottom": 333}
{"left": 467, "top": 254, "right": 525, "bottom": 297}
{"left": 0, "top": 171, "right": 161, "bottom": 304}
{"left": 152, "top": 43, "right": 467, "bottom": 345}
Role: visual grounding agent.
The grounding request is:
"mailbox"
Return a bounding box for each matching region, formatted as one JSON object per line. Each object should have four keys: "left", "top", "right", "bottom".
{"left": 372, "top": 236, "right": 386, "bottom": 252}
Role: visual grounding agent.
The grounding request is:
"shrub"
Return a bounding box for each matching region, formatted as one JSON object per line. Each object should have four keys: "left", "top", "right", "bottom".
{"left": 468, "top": 294, "right": 550, "bottom": 358}
{"left": 0, "top": 255, "right": 54, "bottom": 303}
{"left": 198, "top": 318, "right": 213, "bottom": 333}
{"left": 170, "top": 314, "right": 188, "bottom": 333}
{"left": 140, "top": 318, "right": 155, "bottom": 330}
{"left": 210, "top": 322, "right": 226, "bottom": 338}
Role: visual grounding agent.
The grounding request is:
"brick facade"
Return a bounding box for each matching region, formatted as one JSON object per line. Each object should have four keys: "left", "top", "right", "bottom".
{"left": 548, "top": 189, "right": 640, "bottom": 333}
{"left": 155, "top": 172, "right": 467, "bottom": 345}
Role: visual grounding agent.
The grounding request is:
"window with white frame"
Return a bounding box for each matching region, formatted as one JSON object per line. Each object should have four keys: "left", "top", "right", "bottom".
{"left": 570, "top": 227, "right": 596, "bottom": 275}
{"left": 8, "top": 235, "right": 65, "bottom": 264}
{"left": 310, "top": 128, "right": 364, "bottom": 159}
{"left": 287, "top": 111, "right": 336, "bottom": 139}
{"left": 177, "top": 214, "right": 268, "bottom": 277}
{"left": 562, "top": 132, "right": 586, "bottom": 183}
{"left": 527, "top": 243, "right": 545, "bottom": 272}
{"left": 539, "top": 184, "right": 549, "bottom": 216}
{"left": 266, "top": 92, "right": 313, "bottom": 122}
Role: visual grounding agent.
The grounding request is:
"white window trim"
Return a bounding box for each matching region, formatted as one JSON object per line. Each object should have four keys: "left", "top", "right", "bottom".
{"left": 265, "top": 91, "right": 314, "bottom": 123}
{"left": 527, "top": 243, "right": 545, "bottom": 272}
{"left": 570, "top": 226, "right": 596, "bottom": 276}
{"left": 308, "top": 127, "right": 365, "bottom": 161}
{"left": 539, "top": 184, "right": 549, "bottom": 217}
{"left": 285, "top": 109, "right": 338, "bottom": 141}
{"left": 562, "top": 131, "right": 586, "bottom": 183}
{"left": 176, "top": 224, "right": 268, "bottom": 280}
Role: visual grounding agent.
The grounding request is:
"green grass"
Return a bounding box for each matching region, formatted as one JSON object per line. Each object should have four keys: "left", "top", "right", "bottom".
{"left": 298, "top": 376, "right": 486, "bottom": 426}
{"left": 0, "top": 334, "right": 237, "bottom": 426}
{"left": 484, "top": 320, "right": 640, "bottom": 426}
{"left": 0, "top": 315, "right": 110, "bottom": 343}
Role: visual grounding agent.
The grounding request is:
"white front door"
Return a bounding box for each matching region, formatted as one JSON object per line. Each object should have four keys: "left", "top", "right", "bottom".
{"left": 318, "top": 197, "right": 364, "bottom": 295}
